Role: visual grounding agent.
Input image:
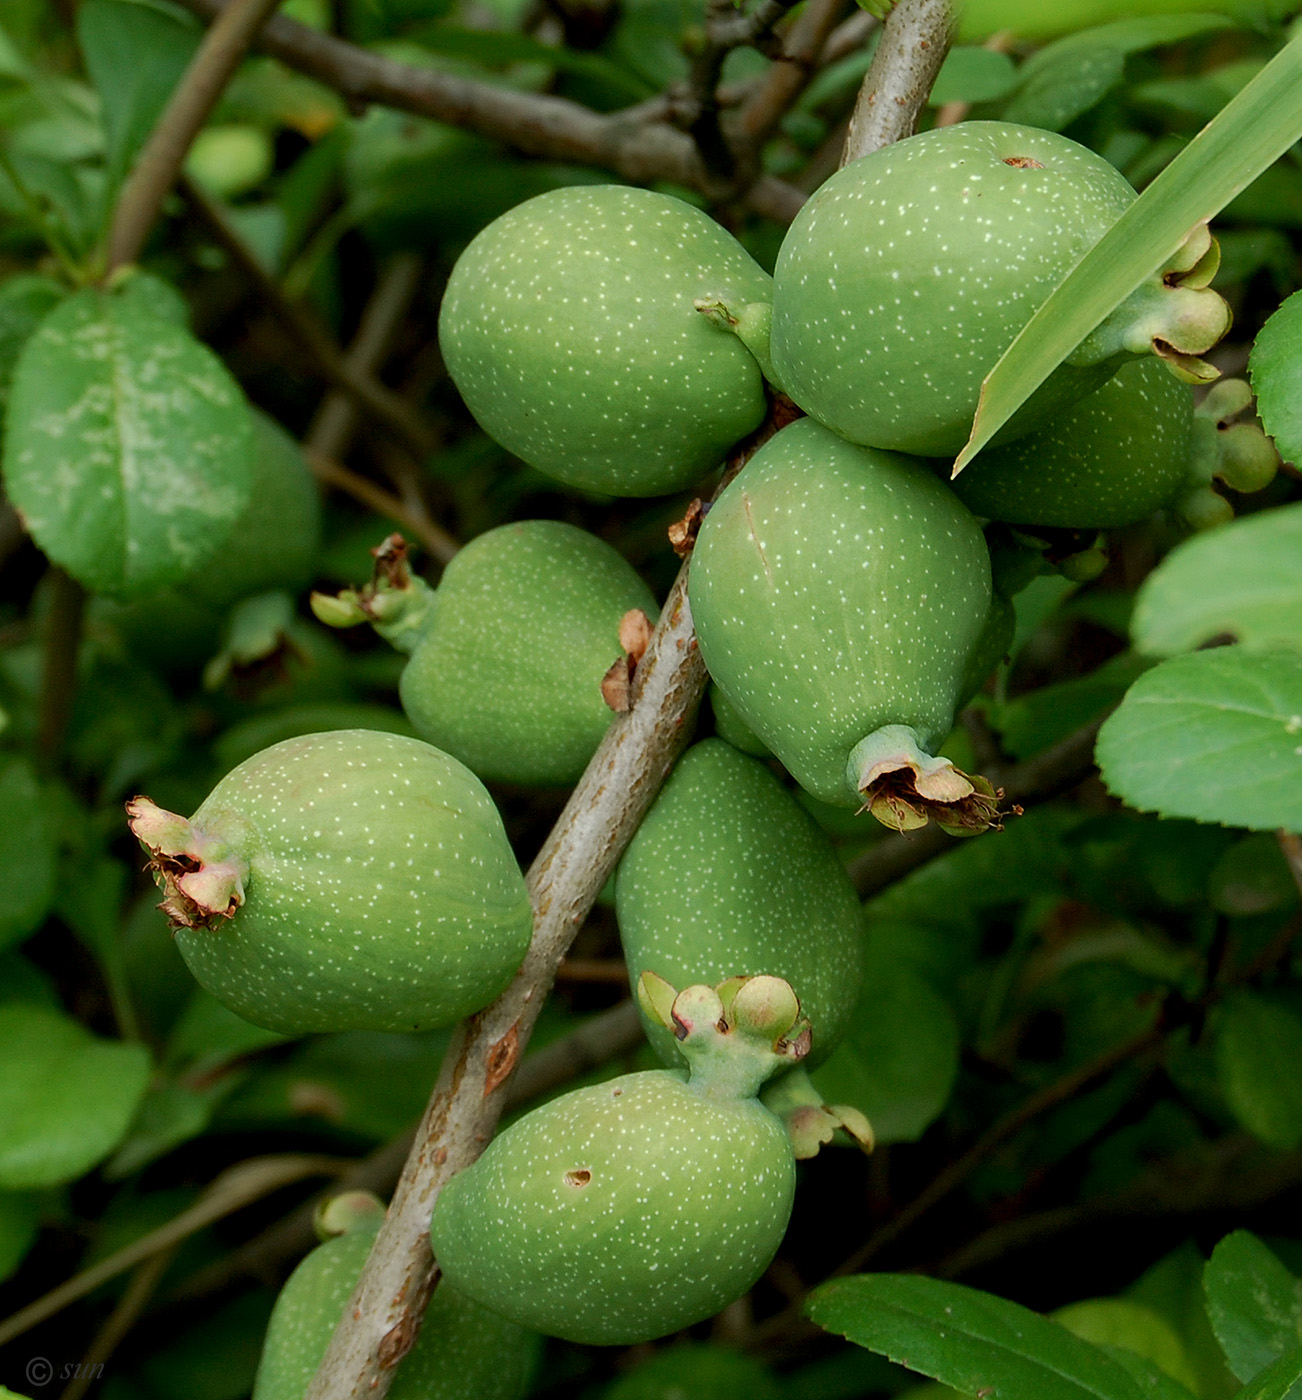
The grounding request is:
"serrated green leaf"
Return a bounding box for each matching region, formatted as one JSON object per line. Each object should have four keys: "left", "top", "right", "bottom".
{"left": 1215, "top": 993, "right": 1302, "bottom": 1150}
{"left": 0, "top": 1003, "right": 150, "bottom": 1188}
{"left": 1250, "top": 291, "right": 1302, "bottom": 464}
{"left": 1204, "top": 1231, "right": 1302, "bottom": 1383}
{"left": 807, "top": 1274, "right": 1194, "bottom": 1400}
{"left": 1095, "top": 649, "right": 1302, "bottom": 830}
{"left": 1234, "top": 1343, "right": 1302, "bottom": 1400}
{"left": 77, "top": 0, "right": 199, "bottom": 189}
{"left": 957, "top": 30, "right": 1302, "bottom": 473}
{"left": 1130, "top": 505, "right": 1302, "bottom": 658}
{"left": 1, "top": 284, "right": 255, "bottom": 598}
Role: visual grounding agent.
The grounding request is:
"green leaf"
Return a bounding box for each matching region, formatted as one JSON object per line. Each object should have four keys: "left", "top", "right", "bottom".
{"left": 1130, "top": 505, "right": 1302, "bottom": 658}
{"left": 1250, "top": 291, "right": 1302, "bottom": 465}
{"left": 810, "top": 954, "right": 960, "bottom": 1145}
{"left": 0, "top": 273, "right": 64, "bottom": 427}
{"left": 1, "top": 283, "right": 255, "bottom": 598}
{"left": 928, "top": 47, "right": 1019, "bottom": 107}
{"left": 0, "top": 1192, "right": 40, "bottom": 1284}
{"left": 0, "top": 1003, "right": 150, "bottom": 1188}
{"left": 1052, "top": 1299, "right": 1199, "bottom": 1393}
{"left": 1204, "top": 1231, "right": 1302, "bottom": 1384}
{"left": 807, "top": 1274, "right": 1195, "bottom": 1400}
{"left": 1095, "top": 648, "right": 1302, "bottom": 831}
{"left": 76, "top": 0, "right": 199, "bottom": 188}
{"left": 1215, "top": 993, "right": 1302, "bottom": 1150}
{"left": 0, "top": 758, "right": 56, "bottom": 951}
{"left": 1234, "top": 1344, "right": 1302, "bottom": 1400}
{"left": 957, "top": 30, "right": 1302, "bottom": 473}
{"left": 1003, "top": 46, "right": 1125, "bottom": 132}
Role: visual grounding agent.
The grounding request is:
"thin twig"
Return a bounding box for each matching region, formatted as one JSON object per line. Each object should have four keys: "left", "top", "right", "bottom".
{"left": 0, "top": 1156, "right": 343, "bottom": 1348}
{"left": 1280, "top": 830, "right": 1302, "bottom": 900}
{"left": 36, "top": 567, "right": 86, "bottom": 763}
{"left": 104, "top": 0, "right": 287, "bottom": 273}
{"left": 747, "top": 1017, "right": 1169, "bottom": 1351}
{"left": 159, "top": 999, "right": 645, "bottom": 1306}
{"left": 840, "top": 0, "right": 955, "bottom": 166}
{"left": 183, "top": 177, "right": 438, "bottom": 461}
{"left": 307, "top": 450, "right": 459, "bottom": 566}
{"left": 307, "top": 254, "right": 425, "bottom": 463}
{"left": 59, "top": 1249, "right": 177, "bottom": 1400}
{"left": 732, "top": 0, "right": 855, "bottom": 153}
{"left": 170, "top": 0, "right": 806, "bottom": 220}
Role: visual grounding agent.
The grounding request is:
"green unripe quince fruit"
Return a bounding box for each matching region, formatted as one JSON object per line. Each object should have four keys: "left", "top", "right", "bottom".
{"left": 771, "top": 121, "right": 1230, "bottom": 458}
{"left": 689, "top": 418, "right": 997, "bottom": 834}
{"left": 127, "top": 729, "right": 532, "bottom": 1034}
{"left": 950, "top": 358, "right": 1194, "bottom": 529}
{"left": 398, "top": 521, "right": 658, "bottom": 785}
{"left": 431, "top": 975, "right": 806, "bottom": 1345}
{"left": 253, "top": 1203, "right": 538, "bottom": 1400}
{"left": 617, "top": 739, "right": 864, "bottom": 1068}
{"left": 439, "top": 185, "right": 773, "bottom": 496}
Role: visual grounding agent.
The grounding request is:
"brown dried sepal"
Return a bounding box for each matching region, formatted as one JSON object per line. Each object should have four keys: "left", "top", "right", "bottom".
{"left": 601, "top": 609, "right": 655, "bottom": 713}
{"left": 668, "top": 499, "right": 707, "bottom": 557}
{"left": 860, "top": 766, "right": 1006, "bottom": 838}
{"left": 126, "top": 796, "right": 245, "bottom": 931}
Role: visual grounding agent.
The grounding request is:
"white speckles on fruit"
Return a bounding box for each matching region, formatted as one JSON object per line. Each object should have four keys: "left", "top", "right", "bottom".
{"left": 688, "top": 419, "right": 991, "bottom": 808}
{"left": 430, "top": 1070, "right": 795, "bottom": 1345}
{"left": 617, "top": 740, "right": 865, "bottom": 1068}
{"left": 399, "top": 520, "right": 657, "bottom": 786}
{"left": 770, "top": 122, "right": 1138, "bottom": 457}
{"left": 153, "top": 730, "right": 533, "bottom": 1034}
{"left": 439, "top": 186, "right": 773, "bottom": 496}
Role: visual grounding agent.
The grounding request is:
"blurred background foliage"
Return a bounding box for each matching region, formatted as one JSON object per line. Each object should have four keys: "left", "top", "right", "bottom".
{"left": 0, "top": 0, "right": 1301, "bottom": 1396}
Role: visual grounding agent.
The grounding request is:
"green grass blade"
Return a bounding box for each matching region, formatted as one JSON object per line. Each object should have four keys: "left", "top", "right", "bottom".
{"left": 955, "top": 30, "right": 1302, "bottom": 475}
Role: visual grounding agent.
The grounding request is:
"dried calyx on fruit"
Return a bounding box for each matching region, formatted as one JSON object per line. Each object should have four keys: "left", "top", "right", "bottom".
{"left": 430, "top": 973, "right": 807, "bottom": 1345}
{"left": 769, "top": 122, "right": 1230, "bottom": 458}
{"left": 439, "top": 184, "right": 774, "bottom": 496}
{"left": 617, "top": 739, "right": 865, "bottom": 1071}
{"left": 127, "top": 729, "right": 533, "bottom": 1035}
{"left": 689, "top": 417, "right": 999, "bottom": 835}
{"left": 313, "top": 524, "right": 658, "bottom": 786}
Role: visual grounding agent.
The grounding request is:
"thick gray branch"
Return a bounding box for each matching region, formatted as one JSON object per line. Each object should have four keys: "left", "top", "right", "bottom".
{"left": 840, "top": 0, "right": 955, "bottom": 166}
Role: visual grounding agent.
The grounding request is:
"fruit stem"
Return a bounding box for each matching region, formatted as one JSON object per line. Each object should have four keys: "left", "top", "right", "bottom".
{"left": 694, "top": 297, "right": 785, "bottom": 393}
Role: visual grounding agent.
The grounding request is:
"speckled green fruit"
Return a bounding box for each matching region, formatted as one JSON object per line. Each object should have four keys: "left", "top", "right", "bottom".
{"left": 127, "top": 729, "right": 532, "bottom": 1034}
{"left": 950, "top": 358, "right": 1194, "bottom": 528}
{"left": 432, "top": 1070, "right": 792, "bottom": 1344}
{"left": 439, "top": 185, "right": 773, "bottom": 496}
{"left": 770, "top": 122, "right": 1224, "bottom": 457}
{"left": 253, "top": 1217, "right": 538, "bottom": 1400}
{"left": 432, "top": 977, "right": 804, "bottom": 1345}
{"left": 689, "top": 418, "right": 991, "bottom": 817}
{"left": 617, "top": 740, "right": 864, "bottom": 1067}
{"left": 400, "top": 521, "right": 657, "bottom": 785}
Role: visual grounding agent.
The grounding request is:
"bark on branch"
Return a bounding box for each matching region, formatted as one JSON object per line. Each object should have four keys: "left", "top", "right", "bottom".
{"left": 303, "top": 3, "right": 958, "bottom": 1395}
